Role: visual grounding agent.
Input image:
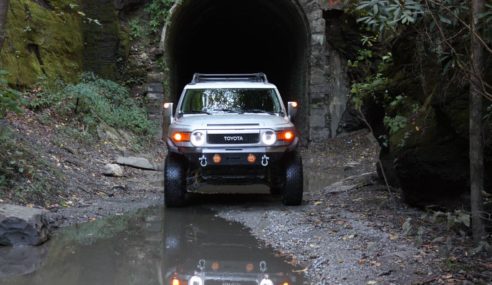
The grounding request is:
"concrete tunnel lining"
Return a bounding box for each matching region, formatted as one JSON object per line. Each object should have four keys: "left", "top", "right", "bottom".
{"left": 163, "top": 0, "right": 311, "bottom": 135}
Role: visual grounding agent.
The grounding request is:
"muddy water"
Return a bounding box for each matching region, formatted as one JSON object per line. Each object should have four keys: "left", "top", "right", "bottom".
{"left": 0, "top": 207, "right": 304, "bottom": 285}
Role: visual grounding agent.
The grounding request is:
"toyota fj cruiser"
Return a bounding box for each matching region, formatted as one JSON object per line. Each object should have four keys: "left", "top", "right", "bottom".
{"left": 162, "top": 73, "right": 303, "bottom": 207}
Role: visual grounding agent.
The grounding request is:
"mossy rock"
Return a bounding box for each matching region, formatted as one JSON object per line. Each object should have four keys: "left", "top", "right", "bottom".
{"left": 381, "top": 31, "right": 492, "bottom": 205}
{"left": 0, "top": 0, "right": 84, "bottom": 86}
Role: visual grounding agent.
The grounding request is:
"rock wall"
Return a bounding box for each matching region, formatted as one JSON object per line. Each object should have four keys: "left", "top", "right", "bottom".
{"left": 0, "top": 0, "right": 133, "bottom": 86}
{"left": 81, "top": 0, "right": 130, "bottom": 80}
{"left": 280, "top": 0, "right": 354, "bottom": 141}
{"left": 0, "top": 0, "right": 84, "bottom": 86}
{"left": 372, "top": 31, "right": 492, "bottom": 205}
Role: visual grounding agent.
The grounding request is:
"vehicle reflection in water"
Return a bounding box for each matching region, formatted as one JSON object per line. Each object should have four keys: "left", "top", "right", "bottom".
{"left": 163, "top": 208, "right": 303, "bottom": 285}
{"left": 0, "top": 207, "right": 304, "bottom": 285}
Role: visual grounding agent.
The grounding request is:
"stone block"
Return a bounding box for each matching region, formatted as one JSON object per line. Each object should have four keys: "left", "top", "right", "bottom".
{"left": 146, "top": 83, "right": 164, "bottom": 94}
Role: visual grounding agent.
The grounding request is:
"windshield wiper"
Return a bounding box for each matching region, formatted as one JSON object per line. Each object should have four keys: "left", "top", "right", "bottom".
{"left": 240, "top": 109, "right": 276, "bottom": 115}
{"left": 182, "top": 110, "right": 211, "bottom": 115}
{"left": 210, "top": 108, "right": 240, "bottom": 113}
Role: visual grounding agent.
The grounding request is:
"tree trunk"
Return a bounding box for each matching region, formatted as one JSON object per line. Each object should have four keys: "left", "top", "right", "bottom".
{"left": 470, "top": 0, "right": 485, "bottom": 244}
{"left": 0, "top": 0, "right": 9, "bottom": 51}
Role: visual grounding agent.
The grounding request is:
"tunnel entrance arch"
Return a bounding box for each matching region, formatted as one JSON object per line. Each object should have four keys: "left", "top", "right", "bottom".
{"left": 162, "top": 0, "right": 312, "bottom": 138}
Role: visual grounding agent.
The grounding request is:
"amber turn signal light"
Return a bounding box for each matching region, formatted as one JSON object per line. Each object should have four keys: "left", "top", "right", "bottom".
{"left": 277, "top": 130, "right": 295, "bottom": 142}
{"left": 171, "top": 278, "right": 180, "bottom": 285}
{"left": 171, "top": 132, "right": 191, "bottom": 143}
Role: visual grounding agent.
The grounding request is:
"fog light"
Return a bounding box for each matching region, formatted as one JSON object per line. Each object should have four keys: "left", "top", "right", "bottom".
{"left": 211, "top": 261, "right": 220, "bottom": 271}
{"left": 247, "top": 154, "right": 256, "bottom": 164}
{"left": 171, "top": 278, "right": 180, "bottom": 285}
{"left": 213, "top": 154, "right": 222, "bottom": 164}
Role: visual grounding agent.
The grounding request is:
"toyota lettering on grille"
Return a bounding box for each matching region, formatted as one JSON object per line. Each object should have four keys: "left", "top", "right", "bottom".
{"left": 223, "top": 136, "right": 244, "bottom": 142}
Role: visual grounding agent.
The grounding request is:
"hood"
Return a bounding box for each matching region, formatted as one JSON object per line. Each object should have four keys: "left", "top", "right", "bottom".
{"left": 173, "top": 114, "right": 292, "bottom": 130}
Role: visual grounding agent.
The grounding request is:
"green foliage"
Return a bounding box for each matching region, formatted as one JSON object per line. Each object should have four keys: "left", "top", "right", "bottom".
{"left": 145, "top": 0, "right": 175, "bottom": 33}
{"left": 349, "top": 50, "right": 393, "bottom": 111}
{"left": 28, "top": 73, "right": 155, "bottom": 136}
{"left": 0, "top": 70, "right": 23, "bottom": 118}
{"left": 129, "top": 19, "right": 145, "bottom": 40}
{"left": 383, "top": 115, "right": 408, "bottom": 135}
{"left": 355, "top": 0, "right": 423, "bottom": 34}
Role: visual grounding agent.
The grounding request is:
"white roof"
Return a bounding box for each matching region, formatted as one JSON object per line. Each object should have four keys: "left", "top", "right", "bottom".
{"left": 185, "top": 81, "right": 278, "bottom": 89}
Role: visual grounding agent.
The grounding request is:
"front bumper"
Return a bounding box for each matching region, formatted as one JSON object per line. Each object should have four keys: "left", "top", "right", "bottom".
{"left": 184, "top": 152, "right": 284, "bottom": 168}
{"left": 167, "top": 138, "right": 294, "bottom": 168}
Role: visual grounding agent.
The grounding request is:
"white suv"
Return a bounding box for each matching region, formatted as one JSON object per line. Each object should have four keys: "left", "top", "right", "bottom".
{"left": 162, "top": 73, "right": 303, "bottom": 207}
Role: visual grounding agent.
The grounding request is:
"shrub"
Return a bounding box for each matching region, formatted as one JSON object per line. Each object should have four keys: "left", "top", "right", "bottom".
{"left": 28, "top": 73, "right": 155, "bottom": 136}
{"left": 145, "top": 0, "right": 175, "bottom": 33}
{"left": 0, "top": 70, "right": 22, "bottom": 118}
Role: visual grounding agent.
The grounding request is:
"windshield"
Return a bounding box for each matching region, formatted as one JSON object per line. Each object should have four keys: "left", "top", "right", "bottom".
{"left": 180, "top": 88, "right": 282, "bottom": 114}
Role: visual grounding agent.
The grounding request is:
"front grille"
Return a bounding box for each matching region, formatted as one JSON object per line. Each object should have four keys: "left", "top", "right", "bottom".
{"left": 207, "top": 133, "right": 260, "bottom": 144}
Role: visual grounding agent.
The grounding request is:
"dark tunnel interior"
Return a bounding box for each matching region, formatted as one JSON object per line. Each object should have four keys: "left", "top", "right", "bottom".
{"left": 165, "top": 0, "right": 310, "bottom": 117}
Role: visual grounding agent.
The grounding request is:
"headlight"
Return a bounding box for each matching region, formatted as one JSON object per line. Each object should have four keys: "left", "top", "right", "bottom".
{"left": 261, "top": 130, "right": 276, "bottom": 145}
{"left": 190, "top": 131, "right": 206, "bottom": 146}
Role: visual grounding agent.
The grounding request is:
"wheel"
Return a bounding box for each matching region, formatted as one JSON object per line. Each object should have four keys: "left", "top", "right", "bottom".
{"left": 164, "top": 153, "right": 187, "bottom": 207}
{"left": 281, "top": 151, "right": 303, "bottom": 206}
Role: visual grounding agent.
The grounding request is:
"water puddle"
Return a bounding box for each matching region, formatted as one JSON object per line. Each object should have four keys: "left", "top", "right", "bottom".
{"left": 0, "top": 207, "right": 304, "bottom": 285}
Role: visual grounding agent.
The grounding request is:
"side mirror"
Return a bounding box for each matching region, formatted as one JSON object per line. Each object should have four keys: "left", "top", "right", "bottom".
{"left": 163, "top": 102, "right": 174, "bottom": 124}
{"left": 287, "top": 101, "right": 298, "bottom": 120}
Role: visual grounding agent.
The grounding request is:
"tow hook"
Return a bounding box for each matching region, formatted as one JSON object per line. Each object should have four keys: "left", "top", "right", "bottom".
{"left": 261, "top": 155, "right": 270, "bottom": 167}
{"left": 199, "top": 155, "right": 207, "bottom": 167}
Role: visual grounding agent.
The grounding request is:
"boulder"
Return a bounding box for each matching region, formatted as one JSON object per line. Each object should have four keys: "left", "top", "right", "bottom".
{"left": 116, "top": 156, "right": 156, "bottom": 170}
{"left": 103, "top": 164, "right": 124, "bottom": 177}
{"left": 365, "top": 30, "right": 492, "bottom": 205}
{"left": 0, "top": 204, "right": 50, "bottom": 246}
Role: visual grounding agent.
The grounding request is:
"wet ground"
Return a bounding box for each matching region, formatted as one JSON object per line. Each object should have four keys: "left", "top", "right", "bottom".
{"left": 0, "top": 206, "right": 305, "bottom": 285}
{"left": 1, "top": 130, "right": 490, "bottom": 284}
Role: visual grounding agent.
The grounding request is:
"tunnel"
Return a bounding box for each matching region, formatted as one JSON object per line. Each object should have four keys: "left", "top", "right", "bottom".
{"left": 163, "top": 0, "right": 311, "bottom": 132}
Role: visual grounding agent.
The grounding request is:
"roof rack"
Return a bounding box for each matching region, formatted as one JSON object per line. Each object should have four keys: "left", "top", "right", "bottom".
{"left": 191, "top": 73, "right": 269, "bottom": 84}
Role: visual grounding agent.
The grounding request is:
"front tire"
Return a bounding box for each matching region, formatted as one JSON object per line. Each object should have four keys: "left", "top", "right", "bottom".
{"left": 281, "top": 151, "right": 303, "bottom": 206}
{"left": 164, "top": 153, "right": 187, "bottom": 207}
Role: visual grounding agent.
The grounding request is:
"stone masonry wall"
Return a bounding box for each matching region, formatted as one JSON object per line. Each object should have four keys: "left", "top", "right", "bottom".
{"left": 298, "top": 0, "right": 349, "bottom": 141}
